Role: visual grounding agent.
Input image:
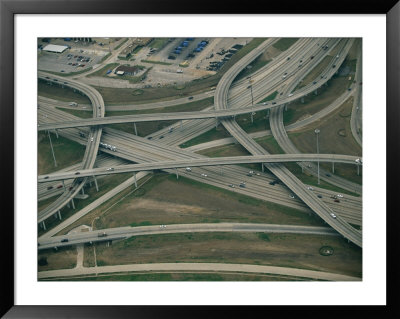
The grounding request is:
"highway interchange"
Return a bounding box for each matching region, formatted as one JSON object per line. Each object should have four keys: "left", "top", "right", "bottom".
{"left": 38, "top": 37, "right": 362, "bottom": 280}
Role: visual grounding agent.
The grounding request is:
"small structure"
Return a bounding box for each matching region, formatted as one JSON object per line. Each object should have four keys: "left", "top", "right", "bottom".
{"left": 42, "top": 44, "right": 68, "bottom": 53}
{"left": 115, "top": 65, "right": 142, "bottom": 76}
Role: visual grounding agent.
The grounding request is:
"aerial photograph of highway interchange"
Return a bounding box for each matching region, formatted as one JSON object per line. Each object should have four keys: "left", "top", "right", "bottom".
{"left": 37, "top": 37, "right": 362, "bottom": 282}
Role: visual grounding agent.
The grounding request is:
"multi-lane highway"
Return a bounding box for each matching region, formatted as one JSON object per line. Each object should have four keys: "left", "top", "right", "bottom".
{"left": 37, "top": 72, "right": 104, "bottom": 226}
{"left": 213, "top": 38, "right": 362, "bottom": 247}
{"left": 38, "top": 39, "right": 362, "bottom": 250}
{"left": 38, "top": 154, "right": 361, "bottom": 182}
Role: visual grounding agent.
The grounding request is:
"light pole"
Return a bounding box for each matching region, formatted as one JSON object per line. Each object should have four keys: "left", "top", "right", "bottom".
{"left": 315, "top": 129, "right": 320, "bottom": 184}
{"left": 47, "top": 130, "right": 57, "bottom": 168}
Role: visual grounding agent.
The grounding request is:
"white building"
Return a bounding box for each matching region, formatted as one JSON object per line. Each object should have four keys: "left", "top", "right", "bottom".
{"left": 42, "top": 44, "right": 68, "bottom": 53}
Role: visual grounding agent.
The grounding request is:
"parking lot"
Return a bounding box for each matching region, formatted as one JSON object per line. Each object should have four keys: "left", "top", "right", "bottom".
{"left": 38, "top": 48, "right": 108, "bottom": 74}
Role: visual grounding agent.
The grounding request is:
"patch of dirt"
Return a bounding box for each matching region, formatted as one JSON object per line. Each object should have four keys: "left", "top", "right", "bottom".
{"left": 95, "top": 232, "right": 362, "bottom": 278}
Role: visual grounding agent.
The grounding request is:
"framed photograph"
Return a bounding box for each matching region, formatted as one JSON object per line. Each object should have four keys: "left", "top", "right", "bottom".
{"left": 1, "top": 0, "right": 398, "bottom": 317}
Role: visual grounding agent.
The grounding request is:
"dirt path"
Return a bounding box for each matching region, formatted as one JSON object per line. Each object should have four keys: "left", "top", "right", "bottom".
{"left": 38, "top": 262, "right": 360, "bottom": 281}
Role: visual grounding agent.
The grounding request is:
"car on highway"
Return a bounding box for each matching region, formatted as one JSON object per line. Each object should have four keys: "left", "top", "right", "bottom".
{"left": 332, "top": 64, "right": 336, "bottom": 68}
{"left": 75, "top": 172, "right": 80, "bottom": 175}
{"left": 317, "top": 194, "right": 323, "bottom": 198}
{"left": 159, "top": 136, "right": 164, "bottom": 139}
{"left": 325, "top": 173, "right": 331, "bottom": 177}
{"left": 282, "top": 73, "right": 287, "bottom": 78}
{"left": 147, "top": 136, "right": 153, "bottom": 140}
{"left": 307, "top": 186, "right": 314, "bottom": 190}
{"left": 289, "top": 194, "right": 295, "bottom": 199}
{"left": 330, "top": 213, "right": 337, "bottom": 218}
{"left": 185, "top": 167, "right": 192, "bottom": 172}
{"left": 229, "top": 184, "right": 235, "bottom": 188}
{"left": 188, "top": 96, "right": 194, "bottom": 100}
{"left": 107, "top": 168, "right": 114, "bottom": 171}
{"left": 263, "top": 102, "right": 268, "bottom": 105}
{"left": 44, "top": 176, "right": 49, "bottom": 179}
{"left": 337, "top": 194, "right": 343, "bottom": 198}
{"left": 61, "top": 239, "right": 69, "bottom": 243}
{"left": 239, "top": 182, "right": 246, "bottom": 188}
{"left": 47, "top": 186, "right": 53, "bottom": 190}
{"left": 334, "top": 199, "right": 340, "bottom": 203}
{"left": 57, "top": 185, "right": 62, "bottom": 189}
{"left": 90, "top": 137, "right": 94, "bottom": 142}
{"left": 272, "top": 102, "right": 276, "bottom": 105}
{"left": 98, "top": 232, "right": 107, "bottom": 237}
{"left": 201, "top": 173, "right": 208, "bottom": 177}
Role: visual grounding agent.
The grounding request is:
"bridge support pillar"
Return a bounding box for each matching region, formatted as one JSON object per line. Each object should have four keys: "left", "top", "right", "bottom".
{"left": 133, "top": 173, "right": 137, "bottom": 188}
{"left": 301, "top": 165, "right": 304, "bottom": 173}
{"left": 314, "top": 89, "right": 318, "bottom": 95}
{"left": 220, "top": 166, "right": 223, "bottom": 176}
{"left": 58, "top": 210, "right": 62, "bottom": 220}
{"left": 266, "top": 109, "right": 270, "bottom": 118}
{"left": 357, "top": 164, "right": 360, "bottom": 176}
{"left": 284, "top": 104, "right": 288, "bottom": 112}
{"left": 180, "top": 120, "right": 183, "bottom": 131}
{"left": 251, "top": 113, "right": 254, "bottom": 123}
{"left": 261, "top": 163, "right": 264, "bottom": 173}
{"left": 81, "top": 186, "right": 85, "bottom": 195}
{"left": 133, "top": 123, "right": 137, "bottom": 136}
{"left": 93, "top": 176, "right": 99, "bottom": 192}
{"left": 175, "top": 168, "right": 179, "bottom": 180}
{"left": 55, "top": 129, "right": 59, "bottom": 138}
{"left": 332, "top": 162, "right": 335, "bottom": 174}
{"left": 62, "top": 180, "right": 65, "bottom": 190}
{"left": 301, "top": 97, "right": 304, "bottom": 103}
{"left": 42, "top": 221, "right": 46, "bottom": 230}
{"left": 71, "top": 198, "right": 75, "bottom": 209}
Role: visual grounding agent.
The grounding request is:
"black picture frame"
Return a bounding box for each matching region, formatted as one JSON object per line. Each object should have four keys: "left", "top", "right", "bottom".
{"left": 1, "top": 0, "right": 399, "bottom": 317}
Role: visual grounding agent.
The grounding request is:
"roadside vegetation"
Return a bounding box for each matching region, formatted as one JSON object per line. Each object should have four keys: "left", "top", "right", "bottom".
{"left": 38, "top": 131, "right": 86, "bottom": 175}
{"left": 91, "top": 231, "right": 361, "bottom": 278}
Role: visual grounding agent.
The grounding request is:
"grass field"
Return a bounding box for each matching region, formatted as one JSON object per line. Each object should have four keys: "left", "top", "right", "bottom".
{"left": 92, "top": 231, "right": 361, "bottom": 278}
{"left": 180, "top": 125, "right": 232, "bottom": 148}
{"left": 273, "top": 38, "right": 299, "bottom": 52}
{"left": 56, "top": 272, "right": 295, "bottom": 281}
{"left": 38, "top": 131, "right": 86, "bottom": 175}
{"left": 88, "top": 173, "right": 323, "bottom": 232}
{"left": 38, "top": 81, "right": 91, "bottom": 104}
{"left": 38, "top": 246, "right": 77, "bottom": 272}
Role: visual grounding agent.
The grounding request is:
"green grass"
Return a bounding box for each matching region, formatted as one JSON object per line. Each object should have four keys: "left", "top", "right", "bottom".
{"left": 259, "top": 91, "right": 278, "bottom": 103}
{"left": 148, "top": 38, "right": 170, "bottom": 49}
{"left": 283, "top": 162, "right": 359, "bottom": 197}
{"left": 131, "top": 46, "right": 143, "bottom": 54}
{"left": 254, "top": 136, "right": 285, "bottom": 154}
{"left": 87, "top": 63, "right": 120, "bottom": 77}
{"left": 38, "top": 80, "right": 91, "bottom": 104}
{"left": 273, "top": 38, "right": 299, "bottom": 51}
{"left": 40, "top": 67, "right": 93, "bottom": 77}
{"left": 55, "top": 107, "right": 93, "bottom": 118}
{"left": 99, "top": 53, "right": 111, "bottom": 63}
{"left": 172, "top": 175, "right": 310, "bottom": 218}
{"left": 180, "top": 126, "right": 232, "bottom": 148}
{"left": 141, "top": 60, "right": 173, "bottom": 66}
{"left": 49, "top": 272, "right": 290, "bottom": 281}
{"left": 234, "top": 55, "right": 271, "bottom": 82}
{"left": 114, "top": 38, "right": 128, "bottom": 50}
{"left": 38, "top": 131, "right": 86, "bottom": 175}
